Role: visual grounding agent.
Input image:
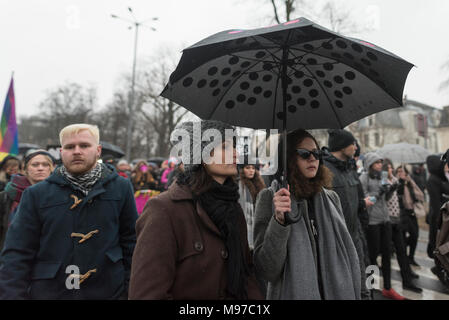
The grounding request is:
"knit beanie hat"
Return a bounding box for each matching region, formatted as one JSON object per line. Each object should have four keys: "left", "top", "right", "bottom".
{"left": 328, "top": 129, "right": 356, "bottom": 152}
{"left": 24, "top": 149, "right": 56, "bottom": 168}
{"left": 170, "top": 120, "right": 236, "bottom": 175}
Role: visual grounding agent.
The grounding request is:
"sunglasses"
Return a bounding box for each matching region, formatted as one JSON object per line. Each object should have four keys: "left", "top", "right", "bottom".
{"left": 296, "top": 149, "right": 322, "bottom": 160}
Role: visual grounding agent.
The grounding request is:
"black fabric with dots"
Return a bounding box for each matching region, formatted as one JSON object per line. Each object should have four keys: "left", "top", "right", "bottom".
{"left": 161, "top": 17, "right": 413, "bottom": 130}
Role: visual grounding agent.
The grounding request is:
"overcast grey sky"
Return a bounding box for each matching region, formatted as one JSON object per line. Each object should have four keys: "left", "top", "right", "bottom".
{"left": 1, "top": 0, "right": 449, "bottom": 118}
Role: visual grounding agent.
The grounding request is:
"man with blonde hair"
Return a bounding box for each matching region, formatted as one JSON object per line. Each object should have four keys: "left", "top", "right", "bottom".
{"left": 0, "top": 123, "right": 138, "bottom": 299}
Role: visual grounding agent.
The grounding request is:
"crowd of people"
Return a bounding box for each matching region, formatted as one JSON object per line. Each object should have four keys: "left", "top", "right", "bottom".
{"left": 0, "top": 121, "right": 448, "bottom": 300}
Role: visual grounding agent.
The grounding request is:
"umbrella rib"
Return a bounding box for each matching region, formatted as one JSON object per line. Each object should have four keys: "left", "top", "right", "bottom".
{"left": 227, "top": 48, "right": 283, "bottom": 75}
{"left": 272, "top": 59, "right": 283, "bottom": 128}
{"left": 287, "top": 44, "right": 403, "bottom": 106}
{"left": 283, "top": 37, "right": 337, "bottom": 80}
{"left": 275, "top": 29, "right": 295, "bottom": 129}
{"left": 288, "top": 46, "right": 338, "bottom": 66}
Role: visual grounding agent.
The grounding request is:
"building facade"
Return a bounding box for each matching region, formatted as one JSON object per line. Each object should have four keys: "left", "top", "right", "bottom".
{"left": 311, "top": 97, "right": 448, "bottom": 155}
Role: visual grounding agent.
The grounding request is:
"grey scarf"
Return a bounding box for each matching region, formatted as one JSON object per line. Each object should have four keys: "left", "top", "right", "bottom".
{"left": 60, "top": 163, "right": 103, "bottom": 196}
{"left": 281, "top": 190, "right": 361, "bottom": 300}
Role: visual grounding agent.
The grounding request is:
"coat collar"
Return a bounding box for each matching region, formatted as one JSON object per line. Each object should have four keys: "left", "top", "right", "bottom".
{"left": 324, "top": 154, "right": 352, "bottom": 171}
{"left": 167, "top": 182, "right": 221, "bottom": 237}
{"left": 167, "top": 181, "right": 193, "bottom": 201}
{"left": 46, "top": 163, "right": 118, "bottom": 204}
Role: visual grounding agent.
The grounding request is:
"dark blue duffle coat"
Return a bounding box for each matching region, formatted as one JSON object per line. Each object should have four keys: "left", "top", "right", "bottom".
{"left": 0, "top": 164, "right": 138, "bottom": 299}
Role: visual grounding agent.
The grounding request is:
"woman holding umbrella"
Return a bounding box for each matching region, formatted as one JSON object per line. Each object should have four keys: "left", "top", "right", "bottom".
{"left": 253, "top": 129, "right": 361, "bottom": 299}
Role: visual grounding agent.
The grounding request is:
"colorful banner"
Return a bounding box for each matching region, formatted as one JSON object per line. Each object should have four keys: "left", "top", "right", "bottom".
{"left": 0, "top": 76, "right": 19, "bottom": 162}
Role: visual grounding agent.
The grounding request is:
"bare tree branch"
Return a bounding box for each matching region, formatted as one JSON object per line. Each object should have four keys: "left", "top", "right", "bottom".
{"left": 271, "top": 0, "right": 281, "bottom": 23}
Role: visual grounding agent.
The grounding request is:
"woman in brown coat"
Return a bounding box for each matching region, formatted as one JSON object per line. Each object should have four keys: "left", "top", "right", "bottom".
{"left": 128, "top": 120, "right": 263, "bottom": 300}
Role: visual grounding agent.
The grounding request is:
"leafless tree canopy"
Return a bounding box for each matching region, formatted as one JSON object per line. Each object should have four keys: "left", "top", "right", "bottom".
{"left": 18, "top": 3, "right": 375, "bottom": 160}
{"left": 18, "top": 50, "right": 194, "bottom": 160}
{"left": 267, "top": 0, "right": 371, "bottom": 35}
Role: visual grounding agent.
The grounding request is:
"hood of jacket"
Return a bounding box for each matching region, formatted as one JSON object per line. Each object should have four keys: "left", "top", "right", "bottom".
{"left": 363, "top": 152, "right": 383, "bottom": 171}
{"left": 426, "top": 155, "right": 445, "bottom": 180}
{"left": 323, "top": 153, "right": 353, "bottom": 171}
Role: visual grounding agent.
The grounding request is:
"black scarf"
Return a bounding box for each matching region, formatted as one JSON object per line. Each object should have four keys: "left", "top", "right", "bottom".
{"left": 195, "top": 178, "right": 249, "bottom": 299}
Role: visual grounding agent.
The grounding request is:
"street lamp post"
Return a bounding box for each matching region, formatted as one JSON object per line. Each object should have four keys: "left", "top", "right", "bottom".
{"left": 111, "top": 8, "right": 158, "bottom": 162}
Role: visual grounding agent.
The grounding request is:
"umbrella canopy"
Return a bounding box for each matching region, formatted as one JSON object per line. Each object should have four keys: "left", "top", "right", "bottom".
{"left": 161, "top": 17, "right": 413, "bottom": 130}
{"left": 18, "top": 143, "right": 42, "bottom": 155}
{"left": 161, "top": 17, "right": 412, "bottom": 224}
{"left": 377, "top": 143, "right": 431, "bottom": 164}
{"left": 100, "top": 141, "right": 125, "bottom": 158}
{"left": 147, "top": 157, "right": 166, "bottom": 168}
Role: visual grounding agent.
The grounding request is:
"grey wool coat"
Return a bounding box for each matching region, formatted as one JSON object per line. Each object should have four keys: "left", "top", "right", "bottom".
{"left": 253, "top": 185, "right": 361, "bottom": 300}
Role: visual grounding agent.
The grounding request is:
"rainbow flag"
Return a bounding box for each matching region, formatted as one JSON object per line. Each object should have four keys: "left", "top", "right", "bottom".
{"left": 0, "top": 77, "right": 19, "bottom": 162}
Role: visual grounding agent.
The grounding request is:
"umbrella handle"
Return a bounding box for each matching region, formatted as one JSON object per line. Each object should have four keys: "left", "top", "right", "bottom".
{"left": 280, "top": 121, "right": 300, "bottom": 225}
{"left": 279, "top": 175, "right": 301, "bottom": 225}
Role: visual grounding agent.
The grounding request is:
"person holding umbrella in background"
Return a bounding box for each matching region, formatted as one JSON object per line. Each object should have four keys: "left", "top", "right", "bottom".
{"left": 322, "top": 129, "right": 371, "bottom": 299}
{"left": 383, "top": 160, "right": 422, "bottom": 293}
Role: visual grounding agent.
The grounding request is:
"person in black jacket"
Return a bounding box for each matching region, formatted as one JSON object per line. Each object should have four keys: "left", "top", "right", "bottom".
{"left": 430, "top": 150, "right": 449, "bottom": 289}
{"left": 323, "top": 130, "right": 372, "bottom": 299}
{"left": 411, "top": 164, "right": 427, "bottom": 194}
{"left": 426, "top": 154, "right": 449, "bottom": 259}
{"left": 395, "top": 165, "right": 425, "bottom": 267}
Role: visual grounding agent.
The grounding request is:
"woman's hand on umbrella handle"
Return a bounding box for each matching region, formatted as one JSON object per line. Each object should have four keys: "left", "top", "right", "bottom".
{"left": 273, "top": 187, "right": 291, "bottom": 225}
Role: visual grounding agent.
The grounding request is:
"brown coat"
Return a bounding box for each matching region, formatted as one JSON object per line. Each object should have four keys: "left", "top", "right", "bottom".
{"left": 128, "top": 182, "right": 264, "bottom": 300}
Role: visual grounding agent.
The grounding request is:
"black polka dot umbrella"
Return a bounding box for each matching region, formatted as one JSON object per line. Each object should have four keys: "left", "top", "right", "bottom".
{"left": 161, "top": 17, "right": 413, "bottom": 188}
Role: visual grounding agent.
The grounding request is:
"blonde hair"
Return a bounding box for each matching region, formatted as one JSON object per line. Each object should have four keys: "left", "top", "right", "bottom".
{"left": 25, "top": 154, "right": 55, "bottom": 172}
{"left": 59, "top": 124, "right": 100, "bottom": 146}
